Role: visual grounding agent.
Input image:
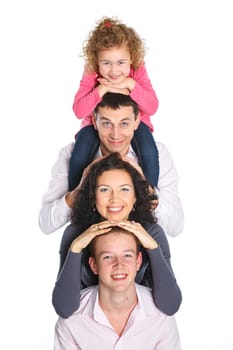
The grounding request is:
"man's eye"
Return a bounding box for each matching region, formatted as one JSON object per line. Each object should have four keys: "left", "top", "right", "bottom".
{"left": 103, "top": 255, "right": 112, "bottom": 260}
{"left": 124, "top": 254, "right": 133, "bottom": 258}
{"left": 121, "top": 122, "right": 129, "bottom": 128}
{"left": 102, "top": 122, "right": 111, "bottom": 128}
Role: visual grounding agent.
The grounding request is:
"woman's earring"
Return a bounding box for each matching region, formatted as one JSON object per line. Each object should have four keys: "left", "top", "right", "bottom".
{"left": 92, "top": 204, "right": 96, "bottom": 212}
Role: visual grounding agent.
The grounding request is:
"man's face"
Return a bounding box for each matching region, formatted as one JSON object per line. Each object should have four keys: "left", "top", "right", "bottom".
{"left": 92, "top": 105, "right": 140, "bottom": 156}
{"left": 89, "top": 231, "right": 142, "bottom": 293}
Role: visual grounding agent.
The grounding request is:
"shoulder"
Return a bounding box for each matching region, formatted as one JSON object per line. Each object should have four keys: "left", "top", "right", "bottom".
{"left": 144, "top": 222, "right": 170, "bottom": 255}
{"left": 60, "top": 224, "right": 85, "bottom": 253}
{"left": 136, "top": 284, "right": 159, "bottom": 313}
{"left": 57, "top": 142, "right": 74, "bottom": 160}
{"left": 75, "top": 286, "right": 98, "bottom": 314}
{"left": 156, "top": 141, "right": 170, "bottom": 155}
{"left": 144, "top": 222, "right": 166, "bottom": 239}
{"left": 130, "top": 61, "right": 146, "bottom": 76}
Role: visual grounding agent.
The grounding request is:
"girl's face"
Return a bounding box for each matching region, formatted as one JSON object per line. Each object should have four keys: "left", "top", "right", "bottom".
{"left": 97, "top": 45, "right": 132, "bottom": 83}
{"left": 95, "top": 169, "right": 136, "bottom": 222}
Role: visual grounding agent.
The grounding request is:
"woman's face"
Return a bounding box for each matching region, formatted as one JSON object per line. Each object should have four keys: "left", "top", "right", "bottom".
{"left": 95, "top": 169, "right": 136, "bottom": 222}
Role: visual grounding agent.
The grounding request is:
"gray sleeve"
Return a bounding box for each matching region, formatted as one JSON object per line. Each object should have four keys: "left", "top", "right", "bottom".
{"left": 52, "top": 251, "right": 82, "bottom": 318}
{"left": 145, "top": 223, "right": 182, "bottom": 315}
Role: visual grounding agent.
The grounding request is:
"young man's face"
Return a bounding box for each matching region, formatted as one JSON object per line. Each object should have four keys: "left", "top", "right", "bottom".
{"left": 92, "top": 105, "right": 140, "bottom": 156}
{"left": 89, "top": 231, "right": 142, "bottom": 293}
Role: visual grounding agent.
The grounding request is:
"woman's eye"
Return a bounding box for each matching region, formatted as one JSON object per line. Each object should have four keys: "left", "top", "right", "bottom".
{"left": 98, "top": 186, "right": 110, "bottom": 193}
{"left": 121, "top": 186, "right": 130, "bottom": 192}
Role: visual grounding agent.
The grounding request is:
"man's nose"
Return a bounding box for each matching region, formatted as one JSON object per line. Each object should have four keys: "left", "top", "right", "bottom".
{"left": 110, "top": 126, "right": 120, "bottom": 139}
{"left": 113, "top": 256, "right": 123, "bottom": 267}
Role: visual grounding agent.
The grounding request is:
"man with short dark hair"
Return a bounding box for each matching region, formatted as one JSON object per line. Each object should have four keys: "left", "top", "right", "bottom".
{"left": 39, "top": 93, "right": 184, "bottom": 237}
{"left": 54, "top": 228, "right": 182, "bottom": 349}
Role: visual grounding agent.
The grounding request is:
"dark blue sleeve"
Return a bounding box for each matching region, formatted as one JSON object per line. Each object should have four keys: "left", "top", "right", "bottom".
{"left": 68, "top": 125, "right": 99, "bottom": 191}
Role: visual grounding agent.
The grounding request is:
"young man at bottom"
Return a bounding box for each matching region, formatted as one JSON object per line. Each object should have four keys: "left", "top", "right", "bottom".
{"left": 54, "top": 228, "right": 182, "bottom": 350}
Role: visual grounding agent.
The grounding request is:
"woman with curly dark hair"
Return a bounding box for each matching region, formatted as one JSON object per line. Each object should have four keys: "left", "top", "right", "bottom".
{"left": 52, "top": 153, "right": 182, "bottom": 319}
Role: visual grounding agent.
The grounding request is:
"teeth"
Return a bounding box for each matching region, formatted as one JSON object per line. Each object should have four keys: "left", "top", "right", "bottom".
{"left": 112, "top": 274, "right": 126, "bottom": 279}
{"left": 108, "top": 207, "right": 122, "bottom": 212}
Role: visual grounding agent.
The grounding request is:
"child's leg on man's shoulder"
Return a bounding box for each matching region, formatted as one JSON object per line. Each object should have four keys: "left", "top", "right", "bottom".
{"left": 131, "top": 122, "right": 159, "bottom": 188}
{"left": 68, "top": 126, "right": 99, "bottom": 191}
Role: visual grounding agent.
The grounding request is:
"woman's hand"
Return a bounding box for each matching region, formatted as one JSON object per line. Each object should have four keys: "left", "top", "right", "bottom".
{"left": 70, "top": 221, "right": 114, "bottom": 253}
{"left": 116, "top": 220, "right": 158, "bottom": 250}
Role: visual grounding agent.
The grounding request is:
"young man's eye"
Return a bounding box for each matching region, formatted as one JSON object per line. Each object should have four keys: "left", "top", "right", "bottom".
{"left": 103, "top": 255, "right": 112, "bottom": 260}
{"left": 124, "top": 253, "right": 133, "bottom": 259}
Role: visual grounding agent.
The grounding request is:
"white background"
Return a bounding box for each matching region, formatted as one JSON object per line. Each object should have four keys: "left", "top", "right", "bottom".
{"left": 1, "top": 1, "right": 233, "bottom": 349}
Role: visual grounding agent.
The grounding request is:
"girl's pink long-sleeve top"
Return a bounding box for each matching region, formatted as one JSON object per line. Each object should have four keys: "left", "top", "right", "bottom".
{"left": 72, "top": 62, "right": 159, "bottom": 132}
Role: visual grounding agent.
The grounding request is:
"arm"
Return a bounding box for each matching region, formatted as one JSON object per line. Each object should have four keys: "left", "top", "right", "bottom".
{"left": 146, "top": 224, "right": 182, "bottom": 315}
{"left": 155, "top": 142, "right": 184, "bottom": 237}
{"left": 129, "top": 62, "right": 159, "bottom": 116}
{"left": 53, "top": 250, "right": 83, "bottom": 318}
{"left": 52, "top": 222, "right": 112, "bottom": 318}
{"left": 117, "top": 221, "right": 182, "bottom": 315}
{"left": 38, "top": 144, "right": 73, "bottom": 234}
{"left": 72, "top": 69, "right": 102, "bottom": 119}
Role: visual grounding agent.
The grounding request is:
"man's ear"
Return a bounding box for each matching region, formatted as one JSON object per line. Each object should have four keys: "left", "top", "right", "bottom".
{"left": 136, "top": 251, "right": 142, "bottom": 271}
{"left": 92, "top": 115, "right": 98, "bottom": 130}
{"left": 134, "top": 114, "right": 140, "bottom": 131}
{"left": 89, "top": 257, "right": 98, "bottom": 275}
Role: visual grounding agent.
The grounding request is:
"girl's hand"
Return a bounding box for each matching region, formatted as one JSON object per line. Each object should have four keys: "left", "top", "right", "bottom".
{"left": 70, "top": 221, "right": 115, "bottom": 253}
{"left": 116, "top": 221, "right": 158, "bottom": 250}
{"left": 98, "top": 77, "right": 135, "bottom": 92}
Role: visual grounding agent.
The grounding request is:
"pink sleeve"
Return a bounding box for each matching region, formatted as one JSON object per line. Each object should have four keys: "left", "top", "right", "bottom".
{"left": 72, "top": 69, "right": 102, "bottom": 119}
{"left": 129, "top": 62, "right": 159, "bottom": 116}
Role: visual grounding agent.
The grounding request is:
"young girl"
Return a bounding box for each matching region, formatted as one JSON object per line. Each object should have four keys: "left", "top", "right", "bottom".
{"left": 69, "top": 16, "right": 159, "bottom": 192}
